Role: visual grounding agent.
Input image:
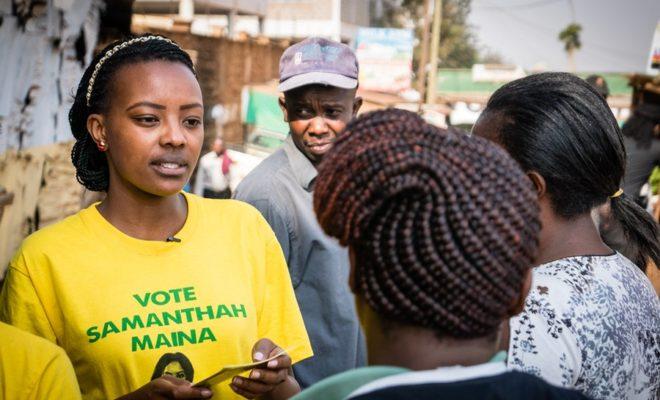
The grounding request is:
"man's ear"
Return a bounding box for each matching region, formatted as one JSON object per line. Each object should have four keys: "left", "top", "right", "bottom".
{"left": 352, "top": 96, "right": 363, "bottom": 117}
{"left": 86, "top": 113, "right": 107, "bottom": 148}
{"left": 278, "top": 96, "right": 289, "bottom": 122}
{"left": 527, "top": 171, "right": 546, "bottom": 199}
{"left": 508, "top": 268, "right": 532, "bottom": 317}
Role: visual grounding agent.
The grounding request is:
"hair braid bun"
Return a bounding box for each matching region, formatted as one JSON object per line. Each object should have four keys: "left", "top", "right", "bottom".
{"left": 314, "top": 109, "right": 540, "bottom": 338}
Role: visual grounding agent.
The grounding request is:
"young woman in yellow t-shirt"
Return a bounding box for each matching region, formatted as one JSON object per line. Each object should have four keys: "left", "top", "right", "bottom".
{"left": 0, "top": 34, "right": 312, "bottom": 400}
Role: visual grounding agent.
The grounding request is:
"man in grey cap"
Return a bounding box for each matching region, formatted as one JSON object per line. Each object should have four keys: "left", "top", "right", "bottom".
{"left": 233, "top": 37, "right": 365, "bottom": 388}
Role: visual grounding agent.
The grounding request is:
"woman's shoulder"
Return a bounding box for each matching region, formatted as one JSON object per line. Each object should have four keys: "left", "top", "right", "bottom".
{"left": 292, "top": 366, "right": 408, "bottom": 400}
{"left": 0, "top": 321, "right": 64, "bottom": 359}
{"left": 15, "top": 209, "right": 89, "bottom": 260}
{"left": 532, "top": 254, "right": 630, "bottom": 291}
{"left": 190, "top": 193, "right": 262, "bottom": 218}
{"left": 529, "top": 253, "right": 659, "bottom": 326}
{"left": 522, "top": 256, "right": 607, "bottom": 319}
{"left": 537, "top": 254, "right": 657, "bottom": 294}
{"left": 187, "top": 193, "right": 271, "bottom": 234}
{"left": 528, "top": 257, "right": 591, "bottom": 297}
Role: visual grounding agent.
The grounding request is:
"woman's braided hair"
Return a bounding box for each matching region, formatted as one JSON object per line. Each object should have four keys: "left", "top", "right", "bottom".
{"left": 69, "top": 34, "right": 195, "bottom": 191}
{"left": 314, "top": 109, "right": 540, "bottom": 338}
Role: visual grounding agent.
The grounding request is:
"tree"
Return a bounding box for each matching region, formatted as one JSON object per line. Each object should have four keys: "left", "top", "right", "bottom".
{"left": 558, "top": 23, "right": 582, "bottom": 72}
{"left": 478, "top": 47, "right": 505, "bottom": 64}
{"left": 376, "top": 0, "right": 478, "bottom": 69}
{"left": 436, "top": 0, "right": 478, "bottom": 68}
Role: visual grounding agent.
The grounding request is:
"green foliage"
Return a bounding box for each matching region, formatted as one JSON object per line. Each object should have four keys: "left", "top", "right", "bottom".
{"left": 378, "top": 0, "right": 479, "bottom": 68}
{"left": 478, "top": 48, "right": 505, "bottom": 64}
{"left": 558, "top": 23, "right": 582, "bottom": 52}
{"left": 650, "top": 166, "right": 660, "bottom": 195}
{"left": 438, "top": 0, "right": 478, "bottom": 68}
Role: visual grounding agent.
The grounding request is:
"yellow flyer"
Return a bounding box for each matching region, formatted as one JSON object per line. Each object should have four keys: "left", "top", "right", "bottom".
{"left": 194, "top": 348, "right": 290, "bottom": 388}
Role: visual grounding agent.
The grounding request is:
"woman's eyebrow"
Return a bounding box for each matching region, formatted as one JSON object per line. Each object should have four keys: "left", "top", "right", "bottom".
{"left": 125, "top": 102, "right": 203, "bottom": 111}
{"left": 180, "top": 103, "right": 203, "bottom": 111}
{"left": 126, "top": 101, "right": 165, "bottom": 111}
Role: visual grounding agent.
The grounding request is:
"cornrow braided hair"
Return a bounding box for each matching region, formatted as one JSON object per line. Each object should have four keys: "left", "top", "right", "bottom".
{"left": 68, "top": 34, "right": 195, "bottom": 192}
{"left": 314, "top": 109, "right": 540, "bottom": 338}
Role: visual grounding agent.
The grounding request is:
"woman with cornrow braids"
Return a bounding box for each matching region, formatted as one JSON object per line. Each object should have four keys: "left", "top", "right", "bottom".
{"left": 0, "top": 34, "right": 312, "bottom": 400}
{"left": 292, "top": 109, "right": 589, "bottom": 400}
{"left": 473, "top": 72, "right": 660, "bottom": 400}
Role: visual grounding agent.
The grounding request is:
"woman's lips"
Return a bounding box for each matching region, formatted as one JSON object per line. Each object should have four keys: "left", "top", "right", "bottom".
{"left": 150, "top": 161, "right": 188, "bottom": 177}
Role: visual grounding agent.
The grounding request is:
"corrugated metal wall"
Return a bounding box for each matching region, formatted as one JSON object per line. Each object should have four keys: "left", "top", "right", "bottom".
{"left": 0, "top": 0, "right": 104, "bottom": 153}
{"left": 0, "top": 0, "right": 105, "bottom": 271}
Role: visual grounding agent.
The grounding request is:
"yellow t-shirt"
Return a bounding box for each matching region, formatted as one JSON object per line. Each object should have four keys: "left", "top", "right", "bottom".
{"left": 0, "top": 321, "right": 81, "bottom": 400}
{"left": 0, "top": 193, "right": 312, "bottom": 399}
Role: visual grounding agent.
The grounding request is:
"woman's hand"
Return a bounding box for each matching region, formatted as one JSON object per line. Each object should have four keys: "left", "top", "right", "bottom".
{"left": 116, "top": 375, "right": 213, "bottom": 400}
{"left": 230, "top": 338, "right": 301, "bottom": 399}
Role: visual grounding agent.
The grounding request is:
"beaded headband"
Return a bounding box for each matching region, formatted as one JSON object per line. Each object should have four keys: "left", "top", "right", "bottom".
{"left": 85, "top": 35, "right": 181, "bottom": 107}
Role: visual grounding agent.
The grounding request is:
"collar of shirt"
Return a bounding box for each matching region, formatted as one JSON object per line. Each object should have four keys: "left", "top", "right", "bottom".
{"left": 283, "top": 135, "right": 318, "bottom": 192}
{"left": 347, "top": 361, "right": 508, "bottom": 399}
{"left": 203, "top": 151, "right": 221, "bottom": 160}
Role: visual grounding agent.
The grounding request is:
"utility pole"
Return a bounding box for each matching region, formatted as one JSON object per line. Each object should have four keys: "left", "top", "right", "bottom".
{"left": 178, "top": 0, "right": 194, "bottom": 22}
{"left": 331, "top": 0, "right": 342, "bottom": 42}
{"left": 426, "top": 0, "right": 442, "bottom": 104}
{"left": 228, "top": 0, "right": 238, "bottom": 38}
{"left": 417, "top": 0, "right": 431, "bottom": 112}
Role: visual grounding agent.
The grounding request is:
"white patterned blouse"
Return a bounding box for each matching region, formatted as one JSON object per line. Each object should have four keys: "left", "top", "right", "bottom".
{"left": 509, "top": 253, "right": 660, "bottom": 400}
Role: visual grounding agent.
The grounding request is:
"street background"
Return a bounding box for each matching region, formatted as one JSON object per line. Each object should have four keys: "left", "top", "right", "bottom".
{"left": 1, "top": 0, "right": 659, "bottom": 271}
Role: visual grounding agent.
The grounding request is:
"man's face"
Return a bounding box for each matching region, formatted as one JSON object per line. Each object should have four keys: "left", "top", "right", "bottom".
{"left": 280, "top": 84, "right": 362, "bottom": 165}
{"left": 212, "top": 137, "right": 224, "bottom": 154}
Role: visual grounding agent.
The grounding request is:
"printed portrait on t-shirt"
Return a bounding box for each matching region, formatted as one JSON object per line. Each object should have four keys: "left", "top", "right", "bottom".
{"left": 151, "top": 352, "right": 195, "bottom": 382}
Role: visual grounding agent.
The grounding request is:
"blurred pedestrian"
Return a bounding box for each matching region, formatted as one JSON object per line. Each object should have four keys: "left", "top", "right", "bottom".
{"left": 473, "top": 72, "right": 660, "bottom": 400}
{"left": 599, "top": 81, "right": 660, "bottom": 294}
{"left": 622, "top": 88, "right": 660, "bottom": 206}
{"left": 210, "top": 104, "right": 227, "bottom": 138}
{"left": 194, "top": 136, "right": 233, "bottom": 199}
{"left": 585, "top": 74, "right": 610, "bottom": 100}
{"left": 234, "top": 37, "right": 365, "bottom": 388}
{"left": 294, "top": 109, "right": 588, "bottom": 400}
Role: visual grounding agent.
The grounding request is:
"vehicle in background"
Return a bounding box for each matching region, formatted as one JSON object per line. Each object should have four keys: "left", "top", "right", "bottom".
{"left": 245, "top": 128, "right": 288, "bottom": 158}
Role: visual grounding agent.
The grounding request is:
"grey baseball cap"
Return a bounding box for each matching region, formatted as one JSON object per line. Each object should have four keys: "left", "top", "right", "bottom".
{"left": 278, "top": 37, "right": 359, "bottom": 92}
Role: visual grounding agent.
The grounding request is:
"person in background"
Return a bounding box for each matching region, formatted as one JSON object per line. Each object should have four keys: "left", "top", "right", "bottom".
{"left": 0, "top": 187, "right": 82, "bottom": 400}
{"left": 0, "top": 34, "right": 312, "bottom": 400}
{"left": 585, "top": 74, "right": 610, "bottom": 100}
{"left": 293, "top": 109, "right": 589, "bottom": 400}
{"left": 599, "top": 81, "right": 660, "bottom": 293}
{"left": 233, "top": 37, "right": 365, "bottom": 388}
{"left": 194, "top": 136, "right": 233, "bottom": 199}
{"left": 622, "top": 86, "right": 660, "bottom": 206}
{"left": 0, "top": 322, "right": 82, "bottom": 400}
{"left": 210, "top": 104, "right": 227, "bottom": 139}
{"left": 473, "top": 72, "right": 660, "bottom": 400}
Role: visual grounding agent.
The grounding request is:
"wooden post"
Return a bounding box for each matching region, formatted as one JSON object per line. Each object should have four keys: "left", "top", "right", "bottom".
{"left": 426, "top": 0, "right": 442, "bottom": 104}
{"left": 178, "top": 0, "right": 194, "bottom": 21}
{"left": 417, "top": 0, "right": 431, "bottom": 112}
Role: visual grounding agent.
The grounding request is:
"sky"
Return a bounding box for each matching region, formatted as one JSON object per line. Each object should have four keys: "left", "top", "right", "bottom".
{"left": 468, "top": 0, "right": 660, "bottom": 73}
